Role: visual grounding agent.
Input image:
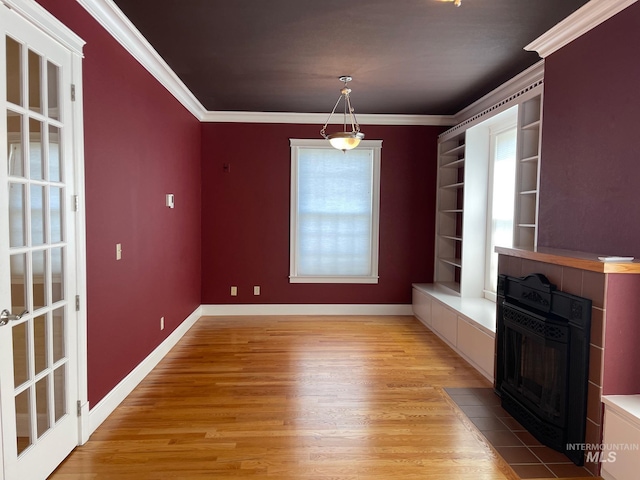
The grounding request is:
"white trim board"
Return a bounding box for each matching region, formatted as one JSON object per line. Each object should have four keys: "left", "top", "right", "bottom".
{"left": 201, "top": 111, "right": 456, "bottom": 126}
{"left": 2, "top": 0, "right": 85, "bottom": 55}
{"left": 451, "top": 60, "right": 544, "bottom": 129}
{"left": 87, "top": 306, "right": 202, "bottom": 435}
{"left": 76, "top": 0, "right": 206, "bottom": 120}
{"left": 525, "top": 0, "right": 638, "bottom": 58}
{"left": 200, "top": 304, "right": 414, "bottom": 316}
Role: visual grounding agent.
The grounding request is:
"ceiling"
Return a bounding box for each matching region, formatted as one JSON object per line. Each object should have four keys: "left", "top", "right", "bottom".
{"left": 112, "top": 0, "right": 590, "bottom": 116}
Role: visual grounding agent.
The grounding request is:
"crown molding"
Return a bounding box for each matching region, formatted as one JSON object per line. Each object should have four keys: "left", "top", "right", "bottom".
{"left": 2, "top": 0, "right": 85, "bottom": 55}
{"left": 77, "top": 0, "right": 207, "bottom": 120}
{"left": 453, "top": 60, "right": 544, "bottom": 126}
{"left": 525, "top": 0, "right": 638, "bottom": 58}
{"left": 201, "top": 110, "right": 456, "bottom": 126}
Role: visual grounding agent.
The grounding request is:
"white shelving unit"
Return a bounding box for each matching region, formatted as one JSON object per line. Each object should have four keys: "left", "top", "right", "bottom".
{"left": 435, "top": 131, "right": 466, "bottom": 294}
{"left": 434, "top": 89, "right": 543, "bottom": 297}
{"left": 514, "top": 94, "right": 543, "bottom": 248}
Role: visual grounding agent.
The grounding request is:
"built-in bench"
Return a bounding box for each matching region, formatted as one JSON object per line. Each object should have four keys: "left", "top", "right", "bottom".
{"left": 412, "top": 283, "right": 496, "bottom": 382}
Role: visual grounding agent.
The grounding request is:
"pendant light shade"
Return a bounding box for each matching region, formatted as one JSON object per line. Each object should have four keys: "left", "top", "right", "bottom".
{"left": 321, "top": 76, "right": 364, "bottom": 151}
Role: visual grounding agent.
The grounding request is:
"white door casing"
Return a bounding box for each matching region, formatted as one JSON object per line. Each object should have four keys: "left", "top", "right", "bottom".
{"left": 0, "top": 1, "right": 87, "bottom": 479}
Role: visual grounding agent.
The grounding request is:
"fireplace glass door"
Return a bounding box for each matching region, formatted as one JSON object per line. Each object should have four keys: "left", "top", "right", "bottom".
{"left": 503, "top": 313, "right": 568, "bottom": 428}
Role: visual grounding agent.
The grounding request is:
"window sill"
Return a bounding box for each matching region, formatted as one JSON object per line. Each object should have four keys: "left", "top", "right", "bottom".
{"left": 289, "top": 276, "right": 379, "bottom": 284}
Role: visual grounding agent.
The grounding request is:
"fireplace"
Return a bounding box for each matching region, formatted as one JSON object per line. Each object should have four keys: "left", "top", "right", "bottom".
{"left": 496, "top": 273, "right": 591, "bottom": 465}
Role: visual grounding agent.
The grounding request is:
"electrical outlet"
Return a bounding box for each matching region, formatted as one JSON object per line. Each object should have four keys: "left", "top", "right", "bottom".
{"left": 253, "top": 286, "right": 260, "bottom": 296}
{"left": 160, "top": 316, "right": 165, "bottom": 330}
{"left": 231, "top": 286, "right": 238, "bottom": 296}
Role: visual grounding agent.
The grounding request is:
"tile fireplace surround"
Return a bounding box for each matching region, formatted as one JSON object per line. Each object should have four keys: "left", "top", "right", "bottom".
{"left": 496, "top": 247, "right": 640, "bottom": 476}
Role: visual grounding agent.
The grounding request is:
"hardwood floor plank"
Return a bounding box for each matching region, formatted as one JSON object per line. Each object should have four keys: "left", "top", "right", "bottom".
{"left": 51, "top": 315, "right": 521, "bottom": 479}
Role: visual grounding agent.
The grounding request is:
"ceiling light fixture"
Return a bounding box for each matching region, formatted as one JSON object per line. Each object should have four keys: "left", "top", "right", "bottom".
{"left": 320, "top": 76, "right": 364, "bottom": 151}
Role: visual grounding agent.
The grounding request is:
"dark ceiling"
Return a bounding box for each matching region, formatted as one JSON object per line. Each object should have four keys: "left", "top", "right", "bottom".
{"left": 113, "top": 0, "right": 589, "bottom": 115}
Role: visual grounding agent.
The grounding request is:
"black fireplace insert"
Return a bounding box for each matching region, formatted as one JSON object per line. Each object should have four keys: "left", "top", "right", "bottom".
{"left": 496, "top": 273, "right": 591, "bottom": 465}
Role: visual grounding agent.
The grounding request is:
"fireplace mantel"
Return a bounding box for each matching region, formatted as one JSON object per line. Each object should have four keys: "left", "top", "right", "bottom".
{"left": 496, "top": 246, "right": 640, "bottom": 274}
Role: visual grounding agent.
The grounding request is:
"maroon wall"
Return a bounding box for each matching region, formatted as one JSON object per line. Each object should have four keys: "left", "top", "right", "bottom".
{"left": 603, "top": 274, "right": 640, "bottom": 395}
{"left": 538, "top": 3, "right": 640, "bottom": 256}
{"left": 201, "top": 123, "right": 439, "bottom": 304}
{"left": 36, "top": 1, "right": 202, "bottom": 406}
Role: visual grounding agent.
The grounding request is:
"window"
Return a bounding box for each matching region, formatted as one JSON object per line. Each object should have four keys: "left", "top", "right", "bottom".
{"left": 289, "top": 139, "right": 382, "bottom": 283}
{"left": 485, "top": 126, "right": 517, "bottom": 298}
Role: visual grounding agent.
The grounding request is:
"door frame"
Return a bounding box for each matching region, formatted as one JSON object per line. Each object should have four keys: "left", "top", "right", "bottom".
{"left": 1, "top": 0, "right": 89, "bottom": 455}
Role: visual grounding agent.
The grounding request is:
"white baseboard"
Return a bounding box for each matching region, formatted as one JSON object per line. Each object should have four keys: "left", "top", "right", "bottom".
{"left": 200, "top": 304, "right": 413, "bottom": 316}
{"left": 87, "top": 306, "right": 202, "bottom": 435}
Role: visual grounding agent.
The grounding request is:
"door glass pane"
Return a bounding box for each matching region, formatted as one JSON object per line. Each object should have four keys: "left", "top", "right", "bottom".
{"left": 15, "top": 390, "right": 32, "bottom": 455}
{"left": 30, "top": 184, "right": 45, "bottom": 246}
{"left": 50, "top": 186, "right": 62, "bottom": 243}
{"left": 7, "top": 36, "right": 22, "bottom": 104}
{"left": 32, "top": 249, "right": 46, "bottom": 311}
{"left": 34, "top": 314, "right": 47, "bottom": 375}
{"left": 54, "top": 366, "right": 66, "bottom": 422}
{"left": 29, "top": 119, "right": 44, "bottom": 180}
{"left": 51, "top": 247, "right": 64, "bottom": 303}
{"left": 28, "top": 49, "right": 41, "bottom": 114}
{"left": 47, "top": 61, "right": 59, "bottom": 120}
{"left": 12, "top": 320, "right": 29, "bottom": 387}
{"left": 10, "top": 253, "right": 27, "bottom": 311}
{"left": 36, "top": 377, "right": 50, "bottom": 438}
{"left": 52, "top": 307, "right": 65, "bottom": 363}
{"left": 7, "top": 110, "right": 23, "bottom": 177}
{"left": 9, "top": 183, "right": 25, "bottom": 247}
{"left": 49, "top": 125, "right": 61, "bottom": 182}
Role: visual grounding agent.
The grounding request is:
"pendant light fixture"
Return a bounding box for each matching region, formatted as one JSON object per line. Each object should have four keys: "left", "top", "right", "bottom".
{"left": 320, "top": 76, "right": 364, "bottom": 151}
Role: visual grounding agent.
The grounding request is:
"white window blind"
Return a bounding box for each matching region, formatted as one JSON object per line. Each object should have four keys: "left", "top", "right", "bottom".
{"left": 290, "top": 139, "right": 381, "bottom": 283}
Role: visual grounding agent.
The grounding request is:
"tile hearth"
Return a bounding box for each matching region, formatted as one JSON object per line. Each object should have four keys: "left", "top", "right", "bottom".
{"left": 446, "top": 387, "right": 594, "bottom": 479}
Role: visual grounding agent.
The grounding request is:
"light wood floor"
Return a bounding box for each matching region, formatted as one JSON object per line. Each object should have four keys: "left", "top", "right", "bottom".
{"left": 49, "top": 316, "right": 582, "bottom": 479}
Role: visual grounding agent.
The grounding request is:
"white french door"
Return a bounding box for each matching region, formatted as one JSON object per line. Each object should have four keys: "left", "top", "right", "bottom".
{"left": 0, "top": 3, "right": 84, "bottom": 479}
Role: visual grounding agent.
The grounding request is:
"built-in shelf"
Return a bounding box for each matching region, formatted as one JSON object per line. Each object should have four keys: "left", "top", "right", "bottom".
{"left": 441, "top": 182, "right": 464, "bottom": 189}
{"left": 440, "top": 235, "right": 463, "bottom": 242}
{"left": 440, "top": 257, "right": 463, "bottom": 268}
{"left": 514, "top": 94, "right": 542, "bottom": 250}
{"left": 441, "top": 158, "right": 465, "bottom": 168}
{"left": 434, "top": 89, "right": 543, "bottom": 297}
{"left": 435, "top": 130, "right": 466, "bottom": 294}
{"left": 521, "top": 119, "right": 541, "bottom": 130}
{"left": 441, "top": 144, "right": 466, "bottom": 156}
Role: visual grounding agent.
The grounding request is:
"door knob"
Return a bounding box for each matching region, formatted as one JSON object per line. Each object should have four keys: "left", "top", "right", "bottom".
{"left": 0, "top": 309, "right": 28, "bottom": 326}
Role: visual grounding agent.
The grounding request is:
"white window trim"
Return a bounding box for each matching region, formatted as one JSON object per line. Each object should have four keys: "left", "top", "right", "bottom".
{"left": 289, "top": 138, "right": 382, "bottom": 284}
